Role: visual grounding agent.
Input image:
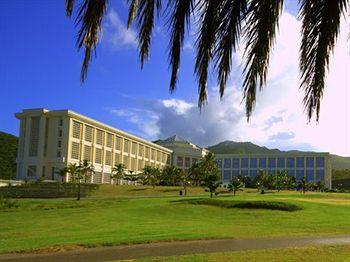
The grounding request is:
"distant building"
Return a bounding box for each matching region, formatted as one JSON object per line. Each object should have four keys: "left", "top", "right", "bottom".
{"left": 154, "top": 135, "right": 208, "bottom": 170}
{"left": 15, "top": 108, "right": 332, "bottom": 188}
{"left": 216, "top": 153, "right": 332, "bottom": 188}
{"left": 15, "top": 109, "right": 172, "bottom": 183}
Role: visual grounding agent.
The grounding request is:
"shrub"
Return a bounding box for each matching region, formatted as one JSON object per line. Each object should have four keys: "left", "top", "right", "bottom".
{"left": 0, "top": 195, "right": 19, "bottom": 209}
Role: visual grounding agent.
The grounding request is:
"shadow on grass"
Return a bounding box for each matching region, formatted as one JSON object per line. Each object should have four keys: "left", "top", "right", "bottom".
{"left": 172, "top": 198, "right": 302, "bottom": 212}
{"left": 162, "top": 189, "right": 180, "bottom": 192}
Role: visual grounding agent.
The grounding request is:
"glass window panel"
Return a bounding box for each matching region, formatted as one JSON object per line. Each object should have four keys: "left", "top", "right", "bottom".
{"left": 232, "top": 170, "right": 239, "bottom": 177}
{"left": 316, "top": 170, "right": 325, "bottom": 181}
{"left": 177, "top": 157, "right": 183, "bottom": 167}
{"left": 185, "top": 157, "right": 191, "bottom": 167}
{"left": 224, "top": 159, "right": 231, "bottom": 169}
{"left": 250, "top": 158, "right": 257, "bottom": 168}
{"left": 241, "top": 158, "right": 248, "bottom": 169}
{"left": 296, "top": 157, "right": 304, "bottom": 168}
{"left": 223, "top": 170, "right": 231, "bottom": 181}
{"left": 241, "top": 169, "right": 248, "bottom": 176}
{"left": 268, "top": 169, "right": 276, "bottom": 175}
{"left": 268, "top": 158, "right": 276, "bottom": 168}
{"left": 96, "top": 129, "right": 103, "bottom": 145}
{"left": 316, "top": 157, "right": 325, "bottom": 168}
{"left": 296, "top": 169, "right": 304, "bottom": 180}
{"left": 95, "top": 148, "right": 102, "bottom": 164}
{"left": 250, "top": 169, "right": 257, "bottom": 177}
{"left": 306, "top": 157, "right": 314, "bottom": 168}
{"left": 287, "top": 169, "right": 295, "bottom": 176}
{"left": 287, "top": 157, "right": 295, "bottom": 169}
{"left": 259, "top": 158, "right": 266, "bottom": 168}
{"left": 216, "top": 159, "right": 222, "bottom": 168}
{"left": 306, "top": 169, "right": 314, "bottom": 182}
{"left": 233, "top": 158, "right": 239, "bottom": 169}
{"left": 277, "top": 157, "right": 285, "bottom": 169}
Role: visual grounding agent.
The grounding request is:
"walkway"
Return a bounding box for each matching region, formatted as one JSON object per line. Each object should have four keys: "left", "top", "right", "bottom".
{"left": 1, "top": 235, "right": 350, "bottom": 262}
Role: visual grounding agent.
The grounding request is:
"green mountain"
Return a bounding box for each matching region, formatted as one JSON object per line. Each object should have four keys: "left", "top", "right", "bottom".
{"left": 0, "top": 131, "right": 18, "bottom": 179}
{"left": 208, "top": 141, "right": 349, "bottom": 170}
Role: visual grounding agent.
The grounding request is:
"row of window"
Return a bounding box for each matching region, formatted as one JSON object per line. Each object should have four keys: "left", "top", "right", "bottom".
{"left": 217, "top": 157, "right": 325, "bottom": 169}
{"left": 176, "top": 157, "right": 198, "bottom": 168}
{"left": 221, "top": 169, "right": 325, "bottom": 181}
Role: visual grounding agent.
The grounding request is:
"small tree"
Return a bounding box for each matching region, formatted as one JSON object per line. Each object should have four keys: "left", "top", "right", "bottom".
{"left": 228, "top": 176, "right": 244, "bottom": 196}
{"left": 161, "top": 165, "right": 182, "bottom": 186}
{"left": 55, "top": 167, "right": 68, "bottom": 183}
{"left": 202, "top": 172, "right": 222, "bottom": 198}
{"left": 111, "top": 163, "right": 125, "bottom": 185}
{"left": 255, "top": 170, "right": 272, "bottom": 194}
{"left": 140, "top": 166, "right": 160, "bottom": 188}
{"left": 179, "top": 171, "right": 191, "bottom": 196}
{"left": 79, "top": 160, "right": 94, "bottom": 184}
{"left": 66, "top": 163, "right": 81, "bottom": 200}
{"left": 315, "top": 181, "right": 326, "bottom": 192}
{"left": 274, "top": 170, "right": 289, "bottom": 192}
{"left": 298, "top": 177, "right": 309, "bottom": 194}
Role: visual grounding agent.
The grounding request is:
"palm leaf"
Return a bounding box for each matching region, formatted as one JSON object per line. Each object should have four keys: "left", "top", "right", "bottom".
{"left": 242, "top": 0, "right": 284, "bottom": 120}
{"left": 65, "top": 0, "right": 75, "bottom": 16}
{"left": 299, "top": 0, "right": 348, "bottom": 121}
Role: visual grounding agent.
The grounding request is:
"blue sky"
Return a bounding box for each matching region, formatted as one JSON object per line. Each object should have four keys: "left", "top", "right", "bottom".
{"left": 1, "top": 1, "right": 349, "bottom": 156}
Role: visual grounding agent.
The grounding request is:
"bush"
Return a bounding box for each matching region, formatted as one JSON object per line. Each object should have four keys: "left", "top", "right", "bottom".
{"left": 0, "top": 182, "right": 99, "bottom": 198}
{"left": 187, "top": 199, "right": 302, "bottom": 212}
{"left": 0, "top": 195, "right": 19, "bottom": 209}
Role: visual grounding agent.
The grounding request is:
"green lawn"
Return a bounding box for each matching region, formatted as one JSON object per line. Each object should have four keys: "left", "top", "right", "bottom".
{"left": 136, "top": 245, "right": 350, "bottom": 262}
{"left": 1, "top": 186, "right": 350, "bottom": 253}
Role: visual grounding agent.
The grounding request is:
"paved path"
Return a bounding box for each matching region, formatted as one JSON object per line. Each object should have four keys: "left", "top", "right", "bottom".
{"left": 1, "top": 235, "right": 350, "bottom": 262}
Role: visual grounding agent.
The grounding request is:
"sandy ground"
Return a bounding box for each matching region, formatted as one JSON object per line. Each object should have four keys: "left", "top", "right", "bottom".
{"left": 1, "top": 235, "right": 350, "bottom": 262}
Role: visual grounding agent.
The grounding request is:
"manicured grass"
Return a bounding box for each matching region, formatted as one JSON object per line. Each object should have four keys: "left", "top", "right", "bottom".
{"left": 136, "top": 245, "right": 350, "bottom": 262}
{"left": 1, "top": 187, "right": 350, "bottom": 253}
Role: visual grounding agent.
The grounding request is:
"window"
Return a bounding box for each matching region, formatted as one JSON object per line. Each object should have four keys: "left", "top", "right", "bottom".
{"left": 145, "top": 147, "right": 150, "bottom": 158}
{"left": 250, "top": 169, "right": 257, "bottom": 177}
{"left": 123, "top": 155, "right": 129, "bottom": 169}
{"left": 138, "top": 145, "right": 144, "bottom": 157}
{"left": 114, "top": 153, "right": 121, "bottom": 165}
{"left": 287, "top": 169, "right": 295, "bottom": 176}
{"left": 316, "top": 170, "right": 325, "bottom": 181}
{"left": 59, "top": 118, "right": 63, "bottom": 126}
{"left": 177, "top": 156, "right": 184, "bottom": 167}
{"left": 268, "top": 158, "right": 276, "bottom": 169}
{"left": 29, "top": 117, "right": 40, "bottom": 156}
{"left": 131, "top": 142, "right": 136, "bottom": 155}
{"left": 216, "top": 159, "right": 222, "bottom": 168}
{"left": 95, "top": 148, "right": 102, "bottom": 164}
{"left": 162, "top": 153, "right": 166, "bottom": 163}
{"left": 124, "top": 139, "right": 129, "bottom": 153}
{"left": 241, "top": 169, "right": 248, "bottom": 176}
{"left": 157, "top": 151, "right": 161, "bottom": 161}
{"left": 115, "top": 136, "right": 121, "bottom": 150}
{"left": 268, "top": 169, "right": 276, "bottom": 175}
{"left": 185, "top": 157, "right": 191, "bottom": 167}
{"left": 151, "top": 149, "right": 155, "bottom": 160}
{"left": 277, "top": 157, "right": 285, "bottom": 169}
{"left": 59, "top": 129, "right": 63, "bottom": 137}
{"left": 105, "top": 151, "right": 112, "bottom": 166}
{"left": 223, "top": 170, "right": 231, "bottom": 181}
{"left": 224, "top": 159, "right": 231, "bottom": 169}
{"left": 259, "top": 158, "right": 266, "bottom": 168}
{"left": 27, "top": 165, "right": 37, "bottom": 177}
{"left": 233, "top": 158, "right": 239, "bottom": 169}
{"left": 106, "top": 133, "right": 113, "bottom": 148}
{"left": 138, "top": 159, "right": 144, "bottom": 171}
{"left": 232, "top": 170, "right": 239, "bottom": 177}
{"left": 96, "top": 130, "right": 103, "bottom": 145}
{"left": 58, "top": 140, "right": 61, "bottom": 148}
{"left": 250, "top": 158, "right": 257, "bottom": 168}
{"left": 296, "top": 169, "right": 304, "bottom": 180}
{"left": 85, "top": 125, "right": 93, "bottom": 142}
{"left": 72, "top": 121, "right": 81, "bottom": 139}
{"left": 84, "top": 145, "right": 91, "bottom": 161}
{"left": 306, "top": 169, "right": 314, "bottom": 182}
{"left": 296, "top": 157, "right": 304, "bottom": 168}
{"left": 57, "top": 151, "right": 61, "bottom": 157}
{"left": 287, "top": 157, "right": 295, "bottom": 169}
{"left": 130, "top": 157, "right": 136, "bottom": 171}
{"left": 241, "top": 158, "right": 248, "bottom": 169}
{"left": 316, "top": 157, "right": 325, "bottom": 168}
{"left": 42, "top": 166, "right": 46, "bottom": 178}
{"left": 71, "top": 142, "right": 80, "bottom": 159}
{"left": 306, "top": 157, "right": 314, "bottom": 168}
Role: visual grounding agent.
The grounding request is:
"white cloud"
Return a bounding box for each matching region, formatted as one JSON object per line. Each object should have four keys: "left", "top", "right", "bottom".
{"left": 108, "top": 12, "right": 350, "bottom": 156}
{"left": 102, "top": 9, "right": 137, "bottom": 49}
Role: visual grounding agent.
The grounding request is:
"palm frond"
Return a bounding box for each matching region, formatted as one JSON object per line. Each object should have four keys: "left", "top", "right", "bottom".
{"left": 135, "top": 0, "right": 162, "bottom": 68}
{"left": 242, "top": 0, "right": 284, "bottom": 120}
{"left": 215, "top": 0, "right": 246, "bottom": 98}
{"left": 299, "top": 0, "right": 348, "bottom": 121}
{"left": 75, "top": 0, "right": 107, "bottom": 83}
{"left": 65, "top": 0, "right": 75, "bottom": 17}
{"left": 127, "top": 0, "right": 139, "bottom": 28}
{"left": 167, "top": 0, "right": 194, "bottom": 92}
{"left": 194, "top": 0, "right": 221, "bottom": 108}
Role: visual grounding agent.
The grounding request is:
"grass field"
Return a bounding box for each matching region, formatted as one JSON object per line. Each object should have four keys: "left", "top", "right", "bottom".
{"left": 1, "top": 185, "right": 350, "bottom": 253}
{"left": 136, "top": 245, "right": 350, "bottom": 262}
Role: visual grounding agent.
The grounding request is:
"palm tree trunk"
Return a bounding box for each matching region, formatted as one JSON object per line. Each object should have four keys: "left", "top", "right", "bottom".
{"left": 210, "top": 191, "right": 213, "bottom": 198}
{"left": 77, "top": 181, "right": 81, "bottom": 201}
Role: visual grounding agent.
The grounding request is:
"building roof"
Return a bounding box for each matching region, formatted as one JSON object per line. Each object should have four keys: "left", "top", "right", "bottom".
{"left": 163, "top": 135, "right": 188, "bottom": 143}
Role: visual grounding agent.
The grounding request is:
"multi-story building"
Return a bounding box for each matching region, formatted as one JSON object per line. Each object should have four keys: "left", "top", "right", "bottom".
{"left": 15, "top": 109, "right": 172, "bottom": 183}
{"left": 215, "top": 153, "right": 332, "bottom": 188}
{"left": 154, "top": 135, "right": 208, "bottom": 171}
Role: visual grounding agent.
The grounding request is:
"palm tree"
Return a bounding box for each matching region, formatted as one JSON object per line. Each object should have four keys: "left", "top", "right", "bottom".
{"left": 202, "top": 172, "right": 222, "bottom": 198}
{"left": 65, "top": 163, "right": 82, "bottom": 200}
{"left": 228, "top": 176, "right": 244, "bottom": 196}
{"left": 179, "top": 170, "right": 191, "bottom": 196}
{"left": 55, "top": 167, "right": 68, "bottom": 183}
{"left": 274, "top": 170, "right": 288, "bottom": 192}
{"left": 160, "top": 165, "right": 182, "bottom": 186}
{"left": 65, "top": 0, "right": 348, "bottom": 122}
{"left": 79, "top": 160, "right": 94, "bottom": 183}
{"left": 111, "top": 163, "right": 125, "bottom": 185}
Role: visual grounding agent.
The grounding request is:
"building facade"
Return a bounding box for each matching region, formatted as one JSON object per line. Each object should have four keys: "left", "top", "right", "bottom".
{"left": 15, "top": 109, "right": 172, "bottom": 183}
{"left": 216, "top": 153, "right": 332, "bottom": 188}
{"left": 154, "top": 135, "right": 208, "bottom": 171}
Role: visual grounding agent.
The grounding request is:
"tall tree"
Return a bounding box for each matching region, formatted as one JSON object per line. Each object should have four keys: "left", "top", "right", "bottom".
{"left": 111, "top": 163, "right": 125, "bottom": 185}
{"left": 66, "top": 163, "right": 82, "bottom": 200}
{"left": 228, "top": 176, "right": 244, "bottom": 196}
{"left": 65, "top": 0, "right": 349, "bottom": 121}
